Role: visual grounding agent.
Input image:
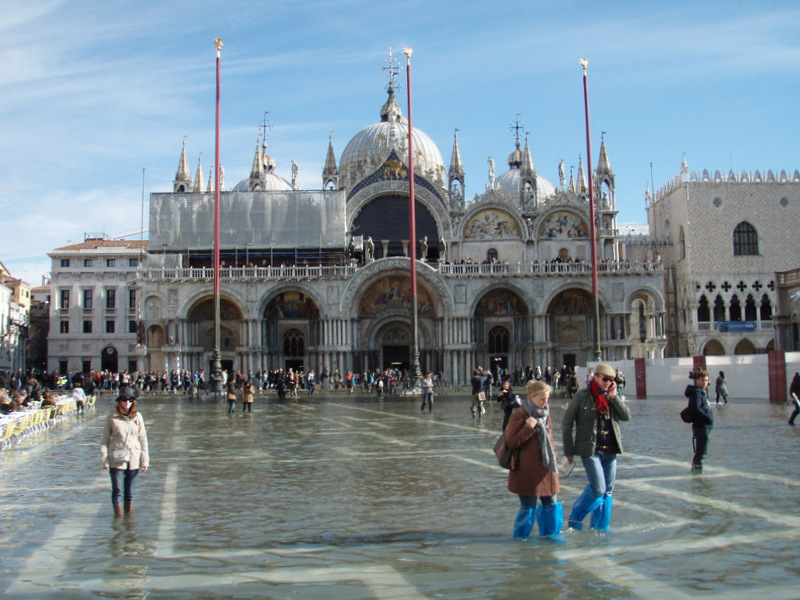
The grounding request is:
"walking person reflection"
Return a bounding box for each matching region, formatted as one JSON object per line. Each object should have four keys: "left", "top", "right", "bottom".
{"left": 100, "top": 387, "right": 149, "bottom": 517}
{"left": 687, "top": 368, "right": 713, "bottom": 472}
{"left": 563, "top": 363, "right": 631, "bottom": 531}
{"left": 505, "top": 380, "right": 562, "bottom": 539}
{"left": 420, "top": 372, "right": 434, "bottom": 412}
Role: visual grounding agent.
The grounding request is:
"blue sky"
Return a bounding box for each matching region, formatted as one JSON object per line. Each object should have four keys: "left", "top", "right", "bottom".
{"left": 2, "top": 0, "right": 799, "bottom": 285}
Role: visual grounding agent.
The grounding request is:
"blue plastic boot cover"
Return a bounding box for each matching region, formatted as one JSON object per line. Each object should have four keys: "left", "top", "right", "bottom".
{"left": 568, "top": 485, "right": 604, "bottom": 530}
{"left": 513, "top": 506, "right": 535, "bottom": 539}
{"left": 535, "top": 502, "right": 564, "bottom": 537}
{"left": 590, "top": 495, "right": 613, "bottom": 531}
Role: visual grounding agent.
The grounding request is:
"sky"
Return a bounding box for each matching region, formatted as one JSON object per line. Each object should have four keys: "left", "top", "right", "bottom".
{"left": 2, "top": 0, "right": 799, "bottom": 285}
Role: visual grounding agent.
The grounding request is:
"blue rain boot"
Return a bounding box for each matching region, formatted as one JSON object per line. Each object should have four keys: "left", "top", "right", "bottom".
{"left": 535, "top": 502, "right": 565, "bottom": 541}
{"left": 590, "top": 495, "right": 613, "bottom": 531}
{"left": 568, "top": 485, "right": 604, "bottom": 530}
{"left": 513, "top": 506, "right": 535, "bottom": 539}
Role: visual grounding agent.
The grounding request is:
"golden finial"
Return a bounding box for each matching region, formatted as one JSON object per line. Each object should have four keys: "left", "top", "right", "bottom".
{"left": 579, "top": 57, "right": 588, "bottom": 72}
{"left": 403, "top": 46, "right": 413, "bottom": 59}
{"left": 214, "top": 38, "right": 224, "bottom": 52}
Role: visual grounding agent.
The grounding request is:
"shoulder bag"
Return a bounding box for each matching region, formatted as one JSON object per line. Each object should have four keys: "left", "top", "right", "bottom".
{"left": 494, "top": 430, "right": 520, "bottom": 470}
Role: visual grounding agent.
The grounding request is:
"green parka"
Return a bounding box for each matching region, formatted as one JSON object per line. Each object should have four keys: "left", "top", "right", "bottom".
{"left": 562, "top": 386, "right": 631, "bottom": 458}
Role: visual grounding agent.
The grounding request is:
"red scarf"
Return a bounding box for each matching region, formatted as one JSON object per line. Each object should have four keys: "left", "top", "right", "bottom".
{"left": 591, "top": 380, "right": 609, "bottom": 416}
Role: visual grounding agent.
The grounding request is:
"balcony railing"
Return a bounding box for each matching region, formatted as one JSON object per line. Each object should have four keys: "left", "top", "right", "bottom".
{"left": 138, "top": 260, "right": 662, "bottom": 282}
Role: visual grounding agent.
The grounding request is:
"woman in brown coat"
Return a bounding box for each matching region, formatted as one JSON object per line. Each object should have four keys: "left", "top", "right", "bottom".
{"left": 505, "top": 380, "right": 562, "bottom": 539}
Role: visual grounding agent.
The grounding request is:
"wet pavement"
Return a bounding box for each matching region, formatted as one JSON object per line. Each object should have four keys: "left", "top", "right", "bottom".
{"left": 1, "top": 390, "right": 799, "bottom": 599}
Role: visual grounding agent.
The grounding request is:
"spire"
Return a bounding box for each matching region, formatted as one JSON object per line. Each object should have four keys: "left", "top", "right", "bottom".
{"left": 249, "top": 140, "right": 264, "bottom": 180}
{"left": 193, "top": 154, "right": 205, "bottom": 193}
{"left": 521, "top": 138, "right": 535, "bottom": 175}
{"left": 576, "top": 155, "right": 587, "bottom": 193}
{"left": 568, "top": 166, "right": 576, "bottom": 193}
{"left": 173, "top": 137, "right": 191, "bottom": 192}
{"left": 449, "top": 131, "right": 465, "bottom": 180}
{"left": 596, "top": 133, "right": 613, "bottom": 175}
{"left": 322, "top": 131, "right": 338, "bottom": 181}
{"left": 206, "top": 166, "right": 214, "bottom": 193}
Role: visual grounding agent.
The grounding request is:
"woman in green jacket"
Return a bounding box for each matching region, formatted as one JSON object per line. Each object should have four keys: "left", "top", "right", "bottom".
{"left": 562, "top": 363, "right": 631, "bottom": 531}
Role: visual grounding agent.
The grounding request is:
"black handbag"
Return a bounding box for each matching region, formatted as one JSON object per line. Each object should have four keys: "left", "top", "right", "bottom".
{"left": 680, "top": 405, "right": 693, "bottom": 423}
{"left": 494, "top": 431, "right": 520, "bottom": 470}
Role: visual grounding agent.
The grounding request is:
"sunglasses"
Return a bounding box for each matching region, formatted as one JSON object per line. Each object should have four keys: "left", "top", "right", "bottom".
{"left": 118, "top": 398, "right": 133, "bottom": 403}
{"left": 598, "top": 376, "right": 615, "bottom": 383}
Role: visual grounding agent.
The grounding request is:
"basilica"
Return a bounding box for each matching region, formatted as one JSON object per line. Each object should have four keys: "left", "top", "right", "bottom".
{"left": 135, "top": 75, "right": 667, "bottom": 385}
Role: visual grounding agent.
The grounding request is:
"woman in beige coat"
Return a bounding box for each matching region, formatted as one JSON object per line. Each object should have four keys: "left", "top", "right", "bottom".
{"left": 100, "top": 387, "right": 149, "bottom": 517}
{"left": 505, "top": 380, "right": 561, "bottom": 539}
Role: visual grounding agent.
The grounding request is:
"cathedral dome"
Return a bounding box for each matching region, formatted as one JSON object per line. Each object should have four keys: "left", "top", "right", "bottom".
{"left": 232, "top": 172, "right": 292, "bottom": 192}
{"left": 339, "top": 86, "right": 446, "bottom": 187}
{"left": 493, "top": 168, "right": 555, "bottom": 203}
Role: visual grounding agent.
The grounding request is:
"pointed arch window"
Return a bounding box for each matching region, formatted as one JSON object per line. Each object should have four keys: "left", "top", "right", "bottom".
{"left": 729, "top": 295, "right": 742, "bottom": 321}
{"left": 744, "top": 295, "right": 757, "bottom": 321}
{"left": 679, "top": 227, "right": 686, "bottom": 259}
{"left": 713, "top": 295, "right": 726, "bottom": 322}
{"left": 733, "top": 222, "right": 759, "bottom": 256}
{"left": 283, "top": 329, "right": 306, "bottom": 357}
{"left": 760, "top": 295, "right": 773, "bottom": 321}
{"left": 697, "top": 295, "right": 710, "bottom": 322}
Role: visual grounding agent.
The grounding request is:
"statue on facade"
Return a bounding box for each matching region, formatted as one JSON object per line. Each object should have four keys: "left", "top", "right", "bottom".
{"left": 291, "top": 159, "right": 299, "bottom": 189}
{"left": 419, "top": 235, "right": 428, "bottom": 260}
{"left": 439, "top": 237, "right": 447, "bottom": 263}
{"left": 559, "top": 160, "right": 566, "bottom": 189}
{"left": 488, "top": 157, "right": 495, "bottom": 185}
{"left": 364, "top": 236, "right": 374, "bottom": 262}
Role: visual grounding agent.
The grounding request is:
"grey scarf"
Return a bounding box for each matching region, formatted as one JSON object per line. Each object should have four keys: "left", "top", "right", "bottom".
{"left": 523, "top": 398, "right": 558, "bottom": 473}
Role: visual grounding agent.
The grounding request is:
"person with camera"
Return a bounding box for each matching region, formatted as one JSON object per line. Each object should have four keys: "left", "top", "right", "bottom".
{"left": 100, "top": 386, "right": 149, "bottom": 517}
{"left": 562, "top": 363, "right": 631, "bottom": 531}
{"left": 686, "top": 368, "right": 713, "bottom": 472}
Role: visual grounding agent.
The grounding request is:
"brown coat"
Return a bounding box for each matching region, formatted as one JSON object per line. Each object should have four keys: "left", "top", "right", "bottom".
{"left": 505, "top": 407, "right": 560, "bottom": 498}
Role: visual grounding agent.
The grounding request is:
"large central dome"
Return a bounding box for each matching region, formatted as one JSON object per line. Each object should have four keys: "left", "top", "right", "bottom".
{"left": 339, "top": 85, "right": 445, "bottom": 189}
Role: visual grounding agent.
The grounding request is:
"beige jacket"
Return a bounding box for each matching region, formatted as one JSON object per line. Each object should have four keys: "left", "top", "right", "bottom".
{"left": 100, "top": 411, "right": 149, "bottom": 470}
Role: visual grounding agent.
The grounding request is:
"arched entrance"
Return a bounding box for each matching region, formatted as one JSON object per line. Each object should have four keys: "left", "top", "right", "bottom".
{"left": 355, "top": 272, "right": 438, "bottom": 374}
{"left": 377, "top": 322, "right": 411, "bottom": 371}
{"left": 548, "top": 289, "right": 603, "bottom": 367}
{"left": 101, "top": 346, "right": 118, "bottom": 373}
{"left": 263, "top": 291, "right": 320, "bottom": 372}
{"left": 474, "top": 288, "right": 528, "bottom": 379}
{"left": 188, "top": 297, "right": 245, "bottom": 374}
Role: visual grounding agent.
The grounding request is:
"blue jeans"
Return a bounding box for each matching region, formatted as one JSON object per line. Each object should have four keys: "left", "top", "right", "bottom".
{"left": 110, "top": 468, "right": 139, "bottom": 504}
{"left": 581, "top": 452, "right": 617, "bottom": 498}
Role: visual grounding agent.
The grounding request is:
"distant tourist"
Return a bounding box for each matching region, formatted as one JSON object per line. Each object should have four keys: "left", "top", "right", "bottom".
{"left": 714, "top": 371, "right": 728, "bottom": 404}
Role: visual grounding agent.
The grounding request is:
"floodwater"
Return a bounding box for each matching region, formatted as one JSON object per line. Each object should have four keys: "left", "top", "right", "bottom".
{"left": 1, "top": 389, "right": 799, "bottom": 599}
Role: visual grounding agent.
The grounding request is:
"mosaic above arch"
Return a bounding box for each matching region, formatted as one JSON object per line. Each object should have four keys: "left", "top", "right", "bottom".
{"left": 463, "top": 209, "right": 521, "bottom": 239}
{"left": 265, "top": 292, "right": 320, "bottom": 319}
{"left": 358, "top": 275, "right": 435, "bottom": 317}
{"left": 539, "top": 211, "right": 589, "bottom": 239}
{"left": 474, "top": 289, "right": 528, "bottom": 317}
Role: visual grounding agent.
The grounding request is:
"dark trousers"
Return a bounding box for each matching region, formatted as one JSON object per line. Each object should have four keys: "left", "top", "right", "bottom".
{"left": 789, "top": 405, "right": 800, "bottom": 425}
{"left": 692, "top": 426, "right": 711, "bottom": 467}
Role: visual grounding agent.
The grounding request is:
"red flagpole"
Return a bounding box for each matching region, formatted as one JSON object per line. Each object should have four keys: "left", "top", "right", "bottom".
{"left": 581, "top": 58, "right": 602, "bottom": 361}
{"left": 404, "top": 47, "right": 421, "bottom": 382}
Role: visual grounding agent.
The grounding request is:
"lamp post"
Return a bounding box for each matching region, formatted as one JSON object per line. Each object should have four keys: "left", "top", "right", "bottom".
{"left": 210, "top": 38, "right": 224, "bottom": 394}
